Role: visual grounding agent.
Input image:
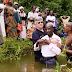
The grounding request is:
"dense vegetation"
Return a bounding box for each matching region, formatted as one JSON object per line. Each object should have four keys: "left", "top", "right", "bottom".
{"left": 0, "top": 38, "right": 33, "bottom": 62}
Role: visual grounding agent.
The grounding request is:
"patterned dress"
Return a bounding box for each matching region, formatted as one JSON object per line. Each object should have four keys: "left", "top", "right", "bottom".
{"left": 4, "top": 6, "right": 18, "bottom": 39}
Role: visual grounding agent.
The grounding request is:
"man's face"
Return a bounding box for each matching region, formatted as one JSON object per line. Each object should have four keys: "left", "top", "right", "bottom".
{"left": 65, "top": 24, "right": 71, "bottom": 33}
{"left": 35, "top": 20, "right": 43, "bottom": 29}
{"left": 14, "top": 4, "right": 18, "bottom": 9}
{"left": 45, "top": 25, "right": 53, "bottom": 36}
{"left": 20, "top": 9, "right": 23, "bottom": 13}
{"left": 61, "top": 23, "right": 63, "bottom": 27}
{"left": 50, "top": 11, "right": 53, "bottom": 15}
{"left": 32, "top": 6, "right": 36, "bottom": 12}
{"left": 46, "top": 10, "right": 49, "bottom": 14}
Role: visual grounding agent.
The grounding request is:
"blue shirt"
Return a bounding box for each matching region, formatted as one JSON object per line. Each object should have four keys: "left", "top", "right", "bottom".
{"left": 32, "top": 28, "right": 46, "bottom": 45}
{"left": 32, "top": 28, "right": 46, "bottom": 61}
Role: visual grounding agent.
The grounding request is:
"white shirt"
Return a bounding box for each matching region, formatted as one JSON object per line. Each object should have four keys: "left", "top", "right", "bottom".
{"left": 27, "top": 11, "right": 37, "bottom": 19}
{"left": 34, "top": 34, "right": 61, "bottom": 57}
{"left": 46, "top": 15, "right": 55, "bottom": 27}
{"left": 27, "top": 11, "right": 37, "bottom": 29}
{"left": 14, "top": 8, "right": 20, "bottom": 12}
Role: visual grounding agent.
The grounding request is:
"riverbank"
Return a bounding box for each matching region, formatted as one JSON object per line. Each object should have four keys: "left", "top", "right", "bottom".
{"left": 0, "top": 38, "right": 33, "bottom": 62}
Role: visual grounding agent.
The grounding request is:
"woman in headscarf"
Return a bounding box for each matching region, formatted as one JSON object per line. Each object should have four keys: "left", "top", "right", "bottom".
{"left": 19, "top": 6, "right": 27, "bottom": 39}
{"left": 4, "top": 0, "right": 22, "bottom": 39}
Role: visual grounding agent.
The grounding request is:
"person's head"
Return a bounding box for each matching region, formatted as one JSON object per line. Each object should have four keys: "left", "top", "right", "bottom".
{"left": 45, "top": 23, "right": 54, "bottom": 37}
{"left": 65, "top": 22, "right": 72, "bottom": 33}
{"left": 50, "top": 10, "right": 53, "bottom": 15}
{"left": 60, "top": 22, "right": 64, "bottom": 27}
{"left": 13, "top": 2, "right": 18, "bottom": 9}
{"left": 34, "top": 17, "right": 43, "bottom": 30}
{"left": 57, "top": 30, "right": 60, "bottom": 35}
{"left": 53, "top": 13, "right": 57, "bottom": 17}
{"left": 8, "top": 0, "right": 13, "bottom": 5}
{"left": 62, "top": 28, "right": 65, "bottom": 33}
{"left": 19, "top": 6, "right": 24, "bottom": 13}
{"left": 63, "top": 15, "right": 66, "bottom": 19}
{"left": 45, "top": 8, "right": 49, "bottom": 14}
{"left": 31, "top": 5, "right": 36, "bottom": 12}
{"left": 35, "top": 8, "right": 39, "bottom": 13}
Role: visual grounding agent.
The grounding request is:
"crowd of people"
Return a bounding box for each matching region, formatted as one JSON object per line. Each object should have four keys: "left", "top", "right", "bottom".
{"left": 0, "top": 0, "right": 72, "bottom": 67}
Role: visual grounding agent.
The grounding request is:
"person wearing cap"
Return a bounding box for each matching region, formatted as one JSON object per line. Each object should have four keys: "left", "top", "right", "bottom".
{"left": 19, "top": 6, "right": 27, "bottom": 39}
{"left": 13, "top": 2, "right": 20, "bottom": 13}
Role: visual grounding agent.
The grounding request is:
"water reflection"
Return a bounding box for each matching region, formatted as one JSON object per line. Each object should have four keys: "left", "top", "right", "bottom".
{"left": 0, "top": 54, "right": 54, "bottom": 72}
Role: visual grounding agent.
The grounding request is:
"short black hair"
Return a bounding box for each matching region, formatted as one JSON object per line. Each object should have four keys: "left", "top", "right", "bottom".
{"left": 31, "top": 5, "right": 36, "bottom": 9}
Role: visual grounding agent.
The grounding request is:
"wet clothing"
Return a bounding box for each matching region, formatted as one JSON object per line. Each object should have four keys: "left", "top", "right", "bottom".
{"left": 34, "top": 33, "right": 61, "bottom": 65}
{"left": 40, "top": 56, "right": 56, "bottom": 66}
{"left": 32, "top": 28, "right": 46, "bottom": 61}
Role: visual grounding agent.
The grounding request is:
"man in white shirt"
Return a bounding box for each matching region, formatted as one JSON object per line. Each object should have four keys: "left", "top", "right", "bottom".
{"left": 46, "top": 10, "right": 56, "bottom": 34}
{"left": 27, "top": 5, "right": 37, "bottom": 29}
{"left": 34, "top": 23, "right": 64, "bottom": 66}
{"left": 46, "top": 10, "right": 55, "bottom": 27}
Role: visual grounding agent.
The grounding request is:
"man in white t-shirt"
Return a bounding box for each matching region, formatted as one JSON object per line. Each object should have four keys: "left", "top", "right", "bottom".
{"left": 46, "top": 10, "right": 55, "bottom": 27}
{"left": 34, "top": 23, "right": 64, "bottom": 66}
{"left": 27, "top": 5, "right": 37, "bottom": 29}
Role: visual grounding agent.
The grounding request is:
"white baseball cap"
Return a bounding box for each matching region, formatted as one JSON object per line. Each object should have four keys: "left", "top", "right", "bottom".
{"left": 13, "top": 2, "right": 18, "bottom": 5}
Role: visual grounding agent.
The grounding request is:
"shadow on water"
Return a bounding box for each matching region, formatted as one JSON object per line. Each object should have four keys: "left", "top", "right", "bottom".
{"left": 0, "top": 54, "right": 54, "bottom": 72}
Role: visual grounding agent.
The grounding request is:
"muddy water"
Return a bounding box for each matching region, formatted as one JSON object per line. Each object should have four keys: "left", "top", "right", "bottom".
{"left": 0, "top": 54, "right": 54, "bottom": 72}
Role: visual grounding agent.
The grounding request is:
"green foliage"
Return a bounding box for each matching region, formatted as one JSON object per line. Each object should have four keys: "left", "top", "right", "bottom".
{"left": 54, "top": 62, "right": 62, "bottom": 72}
{"left": 0, "top": 38, "right": 33, "bottom": 62}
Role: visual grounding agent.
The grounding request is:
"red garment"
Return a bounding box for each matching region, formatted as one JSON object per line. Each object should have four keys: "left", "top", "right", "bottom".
{"left": 20, "top": 13, "right": 25, "bottom": 26}
{"left": 3, "top": 0, "right": 11, "bottom": 4}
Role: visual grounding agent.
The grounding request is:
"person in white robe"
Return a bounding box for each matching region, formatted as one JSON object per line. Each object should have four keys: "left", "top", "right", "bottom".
{"left": 0, "top": 3, "right": 6, "bottom": 37}
{"left": 19, "top": 6, "right": 26, "bottom": 39}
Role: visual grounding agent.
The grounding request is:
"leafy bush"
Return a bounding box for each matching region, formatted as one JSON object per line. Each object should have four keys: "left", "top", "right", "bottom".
{"left": 0, "top": 38, "right": 33, "bottom": 62}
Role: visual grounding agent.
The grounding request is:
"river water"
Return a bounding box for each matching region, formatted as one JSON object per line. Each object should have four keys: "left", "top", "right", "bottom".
{"left": 0, "top": 54, "right": 54, "bottom": 72}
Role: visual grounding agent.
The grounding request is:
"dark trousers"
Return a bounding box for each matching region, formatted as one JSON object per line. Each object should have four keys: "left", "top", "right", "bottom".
{"left": 40, "top": 56, "right": 56, "bottom": 66}
{"left": 34, "top": 50, "right": 42, "bottom": 61}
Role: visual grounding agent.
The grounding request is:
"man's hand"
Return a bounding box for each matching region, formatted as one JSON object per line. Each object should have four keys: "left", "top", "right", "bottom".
{"left": 43, "top": 39, "right": 50, "bottom": 45}
{"left": 50, "top": 38, "right": 59, "bottom": 44}
{"left": 36, "top": 39, "right": 45, "bottom": 46}
{"left": 57, "top": 43, "right": 64, "bottom": 50}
